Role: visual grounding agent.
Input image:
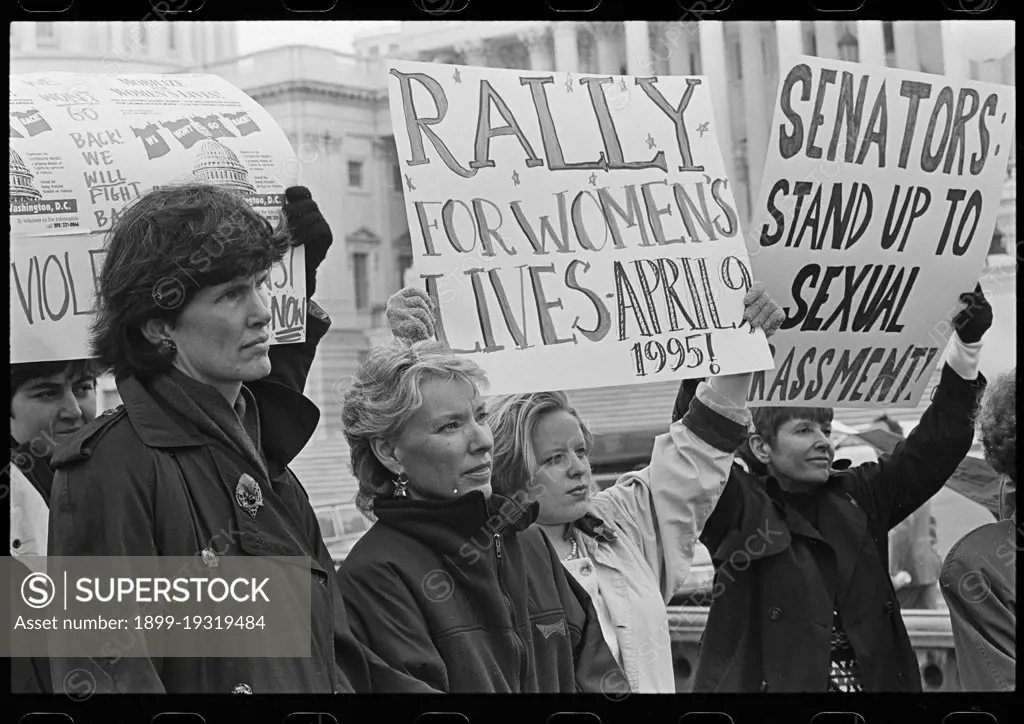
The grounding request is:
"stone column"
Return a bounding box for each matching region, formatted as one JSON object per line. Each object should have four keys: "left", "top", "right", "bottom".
{"left": 662, "top": 21, "right": 692, "bottom": 75}
{"left": 775, "top": 21, "right": 803, "bottom": 69}
{"left": 740, "top": 22, "right": 770, "bottom": 209}
{"left": 553, "top": 23, "right": 579, "bottom": 73}
{"left": 814, "top": 20, "right": 839, "bottom": 59}
{"left": 589, "top": 22, "right": 622, "bottom": 74}
{"left": 857, "top": 20, "right": 887, "bottom": 67}
{"left": 624, "top": 20, "right": 650, "bottom": 75}
{"left": 698, "top": 21, "right": 734, "bottom": 176}
{"left": 940, "top": 21, "right": 967, "bottom": 79}
{"left": 892, "top": 21, "right": 920, "bottom": 71}
{"left": 519, "top": 27, "right": 554, "bottom": 72}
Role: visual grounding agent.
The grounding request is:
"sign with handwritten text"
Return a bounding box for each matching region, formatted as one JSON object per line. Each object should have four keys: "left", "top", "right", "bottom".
{"left": 747, "top": 56, "right": 1015, "bottom": 407}
{"left": 10, "top": 72, "right": 306, "bottom": 363}
{"left": 387, "top": 60, "right": 773, "bottom": 395}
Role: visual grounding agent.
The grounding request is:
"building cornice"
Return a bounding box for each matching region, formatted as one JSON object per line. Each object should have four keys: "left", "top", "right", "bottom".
{"left": 245, "top": 80, "right": 386, "bottom": 106}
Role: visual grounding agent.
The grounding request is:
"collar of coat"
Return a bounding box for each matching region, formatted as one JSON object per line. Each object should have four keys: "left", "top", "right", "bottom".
{"left": 52, "top": 373, "right": 319, "bottom": 470}
{"left": 373, "top": 490, "right": 539, "bottom": 543}
{"left": 572, "top": 512, "right": 619, "bottom": 544}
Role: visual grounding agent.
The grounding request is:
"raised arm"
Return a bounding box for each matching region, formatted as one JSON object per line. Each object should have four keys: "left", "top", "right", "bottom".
{"left": 259, "top": 187, "right": 334, "bottom": 396}
{"left": 846, "top": 285, "right": 991, "bottom": 531}
{"left": 589, "top": 283, "right": 782, "bottom": 600}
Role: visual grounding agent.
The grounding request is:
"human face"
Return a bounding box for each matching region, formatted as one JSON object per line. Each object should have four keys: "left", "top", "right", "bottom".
{"left": 761, "top": 417, "right": 835, "bottom": 490}
{"left": 169, "top": 271, "right": 273, "bottom": 397}
{"left": 530, "top": 410, "right": 592, "bottom": 525}
{"left": 390, "top": 378, "right": 493, "bottom": 501}
{"left": 10, "top": 369, "right": 97, "bottom": 447}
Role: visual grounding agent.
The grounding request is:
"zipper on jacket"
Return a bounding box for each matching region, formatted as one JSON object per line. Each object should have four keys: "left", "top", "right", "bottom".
{"left": 494, "top": 532, "right": 529, "bottom": 689}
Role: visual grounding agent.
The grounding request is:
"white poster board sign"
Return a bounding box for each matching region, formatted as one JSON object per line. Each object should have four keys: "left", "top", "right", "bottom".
{"left": 748, "top": 56, "right": 1015, "bottom": 407}
{"left": 387, "top": 60, "right": 773, "bottom": 395}
{"left": 10, "top": 72, "right": 305, "bottom": 364}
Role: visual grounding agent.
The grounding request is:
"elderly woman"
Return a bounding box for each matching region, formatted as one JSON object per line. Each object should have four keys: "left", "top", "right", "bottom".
{"left": 46, "top": 183, "right": 378, "bottom": 694}
{"left": 940, "top": 367, "right": 1016, "bottom": 691}
{"left": 336, "top": 339, "right": 629, "bottom": 694}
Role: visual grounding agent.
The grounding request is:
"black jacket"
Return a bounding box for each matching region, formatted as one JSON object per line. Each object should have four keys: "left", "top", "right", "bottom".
{"left": 337, "top": 491, "right": 629, "bottom": 694}
{"left": 693, "top": 363, "right": 985, "bottom": 692}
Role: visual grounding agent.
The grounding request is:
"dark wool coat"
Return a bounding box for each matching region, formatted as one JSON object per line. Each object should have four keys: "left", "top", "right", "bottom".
{"left": 47, "top": 306, "right": 384, "bottom": 694}
{"left": 693, "top": 364, "right": 986, "bottom": 693}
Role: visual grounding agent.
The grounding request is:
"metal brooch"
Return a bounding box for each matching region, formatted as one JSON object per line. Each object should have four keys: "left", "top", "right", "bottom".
{"left": 235, "top": 473, "right": 264, "bottom": 519}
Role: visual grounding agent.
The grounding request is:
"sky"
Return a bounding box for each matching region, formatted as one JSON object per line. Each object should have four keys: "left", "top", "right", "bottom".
{"left": 238, "top": 21, "right": 399, "bottom": 55}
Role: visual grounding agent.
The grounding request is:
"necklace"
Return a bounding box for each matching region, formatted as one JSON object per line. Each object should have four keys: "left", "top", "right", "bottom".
{"left": 563, "top": 537, "right": 580, "bottom": 561}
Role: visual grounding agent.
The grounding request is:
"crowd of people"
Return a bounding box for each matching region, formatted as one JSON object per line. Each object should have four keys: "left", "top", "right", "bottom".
{"left": 9, "top": 182, "right": 1016, "bottom": 694}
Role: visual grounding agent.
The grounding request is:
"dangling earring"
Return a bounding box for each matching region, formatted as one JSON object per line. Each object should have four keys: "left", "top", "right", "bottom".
{"left": 452, "top": 486, "right": 459, "bottom": 497}
{"left": 159, "top": 338, "right": 177, "bottom": 357}
{"left": 392, "top": 472, "right": 409, "bottom": 499}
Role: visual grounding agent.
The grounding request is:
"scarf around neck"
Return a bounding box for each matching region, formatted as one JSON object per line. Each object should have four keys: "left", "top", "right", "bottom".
{"left": 148, "top": 367, "right": 269, "bottom": 482}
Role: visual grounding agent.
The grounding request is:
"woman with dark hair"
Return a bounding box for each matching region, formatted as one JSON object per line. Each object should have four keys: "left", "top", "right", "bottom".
{"left": 46, "top": 183, "right": 383, "bottom": 694}
{"left": 940, "top": 367, "right": 1016, "bottom": 691}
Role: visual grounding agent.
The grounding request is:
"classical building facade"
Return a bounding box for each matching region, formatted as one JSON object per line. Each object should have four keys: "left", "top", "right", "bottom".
{"left": 10, "top": 20, "right": 238, "bottom": 73}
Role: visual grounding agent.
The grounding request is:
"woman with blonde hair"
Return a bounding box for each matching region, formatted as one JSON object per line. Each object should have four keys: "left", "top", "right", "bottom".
{"left": 384, "top": 283, "right": 786, "bottom": 692}
{"left": 335, "top": 337, "right": 627, "bottom": 693}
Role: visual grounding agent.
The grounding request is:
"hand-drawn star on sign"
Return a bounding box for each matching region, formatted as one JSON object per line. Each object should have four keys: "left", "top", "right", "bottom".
{"left": 565, "top": 74, "right": 574, "bottom": 92}
{"left": 619, "top": 78, "right": 627, "bottom": 92}
{"left": 405, "top": 174, "right": 416, "bottom": 192}
{"left": 646, "top": 134, "right": 656, "bottom": 150}
{"left": 453, "top": 67, "right": 462, "bottom": 84}
{"left": 512, "top": 170, "right": 521, "bottom": 186}
{"left": 696, "top": 121, "right": 710, "bottom": 138}
{"left": 588, "top": 172, "right": 597, "bottom": 187}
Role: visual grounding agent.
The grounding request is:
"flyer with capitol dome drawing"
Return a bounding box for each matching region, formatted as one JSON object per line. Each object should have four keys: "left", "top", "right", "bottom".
{"left": 9, "top": 72, "right": 308, "bottom": 363}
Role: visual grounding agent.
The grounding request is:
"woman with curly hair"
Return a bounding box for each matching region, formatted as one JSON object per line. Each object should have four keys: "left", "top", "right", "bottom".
{"left": 45, "top": 183, "right": 389, "bottom": 694}
{"left": 940, "top": 367, "right": 1016, "bottom": 691}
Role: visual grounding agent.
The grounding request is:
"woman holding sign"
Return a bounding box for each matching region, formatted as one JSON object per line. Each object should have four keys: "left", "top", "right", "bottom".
{"left": 368, "top": 284, "right": 785, "bottom": 693}
{"left": 45, "top": 183, "right": 406, "bottom": 694}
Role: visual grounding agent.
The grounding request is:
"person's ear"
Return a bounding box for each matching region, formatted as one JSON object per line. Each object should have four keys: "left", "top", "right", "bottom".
{"left": 747, "top": 433, "right": 773, "bottom": 465}
{"left": 370, "top": 437, "right": 403, "bottom": 477}
{"left": 141, "top": 318, "right": 175, "bottom": 347}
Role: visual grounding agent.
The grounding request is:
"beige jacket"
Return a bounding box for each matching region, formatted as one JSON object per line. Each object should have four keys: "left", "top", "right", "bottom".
{"left": 569, "top": 381, "right": 750, "bottom": 693}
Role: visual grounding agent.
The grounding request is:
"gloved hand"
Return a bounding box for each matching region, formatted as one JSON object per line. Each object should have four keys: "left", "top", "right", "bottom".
{"left": 283, "top": 186, "right": 333, "bottom": 298}
{"left": 740, "top": 281, "right": 785, "bottom": 338}
{"left": 952, "top": 283, "right": 993, "bottom": 344}
{"left": 386, "top": 287, "right": 436, "bottom": 344}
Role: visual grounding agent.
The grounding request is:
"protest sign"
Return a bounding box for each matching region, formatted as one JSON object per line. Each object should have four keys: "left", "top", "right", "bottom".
{"left": 386, "top": 60, "right": 773, "bottom": 395}
{"left": 747, "top": 56, "right": 1015, "bottom": 408}
{"left": 10, "top": 72, "right": 305, "bottom": 363}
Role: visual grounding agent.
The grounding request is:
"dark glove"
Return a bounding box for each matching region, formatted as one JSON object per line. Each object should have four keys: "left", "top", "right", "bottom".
{"left": 283, "top": 186, "right": 333, "bottom": 298}
{"left": 952, "top": 283, "right": 992, "bottom": 344}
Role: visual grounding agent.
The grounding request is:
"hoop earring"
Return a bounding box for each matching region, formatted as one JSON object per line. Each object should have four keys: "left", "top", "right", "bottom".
{"left": 392, "top": 472, "right": 409, "bottom": 499}
{"left": 159, "top": 338, "right": 177, "bottom": 357}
